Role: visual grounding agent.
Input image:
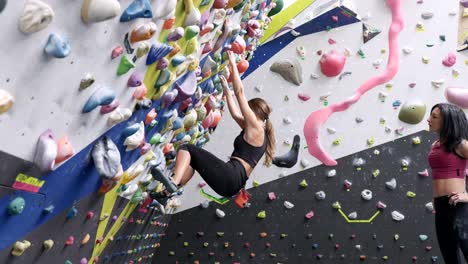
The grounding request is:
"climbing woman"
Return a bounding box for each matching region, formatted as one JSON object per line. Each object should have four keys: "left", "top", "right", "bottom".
{"left": 427, "top": 103, "right": 468, "bottom": 263}
{"left": 151, "top": 50, "right": 276, "bottom": 198}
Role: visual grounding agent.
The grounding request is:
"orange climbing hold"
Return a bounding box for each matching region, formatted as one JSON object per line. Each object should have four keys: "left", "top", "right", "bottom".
{"left": 169, "top": 43, "right": 181, "bottom": 57}
{"left": 55, "top": 136, "right": 75, "bottom": 164}
{"left": 145, "top": 108, "right": 157, "bottom": 125}
{"left": 163, "top": 17, "right": 175, "bottom": 30}
{"left": 130, "top": 22, "right": 157, "bottom": 43}
{"left": 162, "top": 143, "right": 174, "bottom": 154}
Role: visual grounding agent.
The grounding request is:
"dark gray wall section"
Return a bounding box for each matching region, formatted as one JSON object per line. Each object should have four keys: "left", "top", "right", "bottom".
{"left": 153, "top": 130, "right": 456, "bottom": 263}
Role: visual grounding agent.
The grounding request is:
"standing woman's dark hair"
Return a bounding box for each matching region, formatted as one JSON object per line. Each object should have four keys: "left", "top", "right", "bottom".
{"left": 431, "top": 103, "right": 468, "bottom": 153}
{"left": 248, "top": 97, "right": 276, "bottom": 166}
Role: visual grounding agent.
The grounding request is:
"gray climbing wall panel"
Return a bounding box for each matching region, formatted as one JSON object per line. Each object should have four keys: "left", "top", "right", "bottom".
{"left": 153, "top": 130, "right": 451, "bottom": 263}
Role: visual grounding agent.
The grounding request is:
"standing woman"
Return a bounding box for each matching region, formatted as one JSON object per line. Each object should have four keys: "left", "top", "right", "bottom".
{"left": 151, "top": 50, "right": 275, "bottom": 197}
{"left": 428, "top": 103, "right": 468, "bottom": 263}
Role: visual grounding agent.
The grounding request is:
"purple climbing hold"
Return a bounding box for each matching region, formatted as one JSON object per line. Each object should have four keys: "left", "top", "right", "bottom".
{"left": 173, "top": 71, "right": 197, "bottom": 103}
{"left": 128, "top": 72, "right": 143, "bottom": 87}
{"left": 100, "top": 99, "right": 119, "bottom": 114}
{"left": 162, "top": 89, "right": 178, "bottom": 107}
{"left": 156, "top": 58, "right": 169, "bottom": 70}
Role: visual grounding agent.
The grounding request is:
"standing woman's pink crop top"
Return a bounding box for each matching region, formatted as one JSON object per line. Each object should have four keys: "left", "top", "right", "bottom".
{"left": 428, "top": 142, "right": 467, "bottom": 180}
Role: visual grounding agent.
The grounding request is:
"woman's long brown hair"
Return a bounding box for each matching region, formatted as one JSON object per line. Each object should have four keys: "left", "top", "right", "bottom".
{"left": 248, "top": 98, "right": 276, "bottom": 166}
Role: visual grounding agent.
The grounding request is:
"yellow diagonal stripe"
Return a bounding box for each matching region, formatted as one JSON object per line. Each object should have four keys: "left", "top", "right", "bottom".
{"left": 260, "top": 0, "right": 317, "bottom": 44}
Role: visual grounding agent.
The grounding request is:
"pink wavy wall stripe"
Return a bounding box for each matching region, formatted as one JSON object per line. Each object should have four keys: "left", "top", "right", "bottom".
{"left": 303, "top": 0, "right": 404, "bottom": 166}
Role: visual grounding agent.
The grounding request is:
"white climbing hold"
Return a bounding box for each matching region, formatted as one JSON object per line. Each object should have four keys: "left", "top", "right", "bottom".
{"left": 348, "top": 212, "right": 357, "bottom": 219}
{"left": 361, "top": 189, "right": 373, "bottom": 200}
{"left": 384, "top": 126, "right": 392, "bottom": 133}
{"left": 79, "top": 73, "right": 95, "bottom": 90}
{"left": 449, "top": 10, "right": 457, "bottom": 16}
{"left": 319, "top": 92, "right": 331, "bottom": 101}
{"left": 361, "top": 11, "right": 371, "bottom": 21}
{"left": 300, "top": 158, "right": 310, "bottom": 168}
{"left": 327, "top": 169, "right": 336, "bottom": 177}
{"left": 326, "top": 127, "right": 336, "bottom": 134}
{"left": 254, "top": 85, "right": 262, "bottom": 92}
{"left": 278, "top": 170, "right": 287, "bottom": 177}
{"left": 81, "top": 0, "right": 121, "bottom": 23}
{"left": 352, "top": 158, "right": 365, "bottom": 167}
{"left": 401, "top": 159, "right": 410, "bottom": 167}
{"left": 391, "top": 211, "right": 405, "bottom": 221}
{"left": 124, "top": 122, "right": 145, "bottom": 151}
{"left": 0, "top": 89, "right": 14, "bottom": 114}
{"left": 284, "top": 201, "right": 294, "bottom": 209}
{"left": 425, "top": 202, "right": 434, "bottom": 212}
{"left": 431, "top": 79, "right": 444, "bottom": 88}
{"left": 315, "top": 191, "right": 326, "bottom": 200}
{"left": 402, "top": 46, "right": 413, "bottom": 54}
{"left": 421, "top": 11, "right": 434, "bottom": 19}
{"left": 310, "top": 73, "right": 319, "bottom": 79}
{"left": 166, "top": 197, "right": 181, "bottom": 209}
{"left": 200, "top": 200, "right": 210, "bottom": 209}
{"left": 33, "top": 129, "right": 57, "bottom": 173}
{"left": 152, "top": 0, "right": 176, "bottom": 20}
{"left": 378, "top": 91, "right": 388, "bottom": 102}
{"left": 385, "top": 178, "right": 397, "bottom": 190}
{"left": 373, "top": 149, "right": 380, "bottom": 155}
{"left": 283, "top": 117, "right": 292, "bottom": 124}
{"left": 18, "top": 0, "right": 54, "bottom": 34}
{"left": 107, "top": 108, "right": 132, "bottom": 126}
{"left": 296, "top": 46, "right": 306, "bottom": 59}
{"left": 376, "top": 201, "right": 387, "bottom": 209}
{"left": 215, "top": 208, "right": 225, "bottom": 218}
{"left": 372, "top": 59, "right": 383, "bottom": 68}
{"left": 121, "top": 183, "right": 138, "bottom": 197}
{"left": 344, "top": 48, "right": 352, "bottom": 57}
{"left": 355, "top": 117, "right": 364, "bottom": 123}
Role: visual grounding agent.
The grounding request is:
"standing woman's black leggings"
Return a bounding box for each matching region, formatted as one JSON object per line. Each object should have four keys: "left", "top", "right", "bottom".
{"left": 434, "top": 196, "right": 468, "bottom": 263}
{"left": 178, "top": 144, "right": 248, "bottom": 197}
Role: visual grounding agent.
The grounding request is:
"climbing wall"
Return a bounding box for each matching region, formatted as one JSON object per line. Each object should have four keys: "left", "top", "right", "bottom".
{"left": 0, "top": 0, "right": 279, "bottom": 262}
{"left": 154, "top": 130, "right": 445, "bottom": 263}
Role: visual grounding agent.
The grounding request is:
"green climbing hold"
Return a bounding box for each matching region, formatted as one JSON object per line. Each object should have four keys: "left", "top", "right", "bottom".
{"left": 357, "top": 49, "right": 366, "bottom": 58}
{"left": 299, "top": 179, "right": 308, "bottom": 188}
{"left": 252, "top": 180, "right": 260, "bottom": 187}
{"left": 257, "top": 210, "right": 266, "bottom": 219}
{"left": 372, "top": 169, "right": 380, "bottom": 178}
{"left": 268, "top": 0, "right": 284, "bottom": 16}
{"left": 406, "top": 191, "right": 416, "bottom": 198}
{"left": 130, "top": 188, "right": 144, "bottom": 204}
{"left": 8, "top": 197, "right": 25, "bottom": 215}
{"left": 155, "top": 69, "right": 172, "bottom": 89}
{"left": 280, "top": 233, "right": 288, "bottom": 238}
{"left": 332, "top": 137, "right": 343, "bottom": 146}
{"left": 367, "top": 137, "right": 375, "bottom": 147}
{"left": 183, "top": 242, "right": 189, "bottom": 247}
{"left": 382, "top": 256, "right": 389, "bottom": 260}
{"left": 117, "top": 55, "right": 135, "bottom": 76}
{"left": 398, "top": 100, "right": 426, "bottom": 124}
{"left": 419, "top": 234, "right": 428, "bottom": 241}
{"left": 203, "top": 242, "right": 209, "bottom": 247}
{"left": 150, "top": 133, "right": 162, "bottom": 145}
{"left": 168, "top": 251, "right": 175, "bottom": 256}
{"left": 216, "top": 232, "right": 224, "bottom": 237}
{"left": 65, "top": 260, "right": 72, "bottom": 264}
{"left": 394, "top": 234, "right": 400, "bottom": 241}
{"left": 185, "top": 38, "right": 198, "bottom": 55}
{"left": 184, "top": 25, "right": 199, "bottom": 40}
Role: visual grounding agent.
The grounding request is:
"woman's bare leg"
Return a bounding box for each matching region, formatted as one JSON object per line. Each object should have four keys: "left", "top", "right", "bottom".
{"left": 172, "top": 149, "right": 192, "bottom": 185}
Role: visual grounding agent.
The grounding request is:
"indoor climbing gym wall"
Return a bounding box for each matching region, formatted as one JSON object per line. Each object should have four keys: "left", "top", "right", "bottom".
{"left": 0, "top": 0, "right": 468, "bottom": 264}
{"left": 0, "top": 0, "right": 276, "bottom": 263}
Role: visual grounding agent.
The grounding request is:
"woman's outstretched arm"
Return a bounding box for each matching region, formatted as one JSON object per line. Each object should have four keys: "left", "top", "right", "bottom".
{"left": 220, "top": 75, "right": 244, "bottom": 129}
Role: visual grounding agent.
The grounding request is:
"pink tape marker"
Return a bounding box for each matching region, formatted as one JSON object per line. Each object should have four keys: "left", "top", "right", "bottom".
{"left": 303, "top": 0, "right": 404, "bottom": 166}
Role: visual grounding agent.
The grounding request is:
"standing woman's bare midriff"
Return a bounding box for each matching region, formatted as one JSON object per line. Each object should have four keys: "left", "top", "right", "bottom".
{"left": 432, "top": 178, "right": 466, "bottom": 197}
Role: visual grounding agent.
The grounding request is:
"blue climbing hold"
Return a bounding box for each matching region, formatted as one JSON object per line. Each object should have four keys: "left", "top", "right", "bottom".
{"left": 44, "top": 33, "right": 71, "bottom": 58}
{"left": 172, "top": 117, "right": 183, "bottom": 130}
{"left": 82, "top": 87, "right": 116, "bottom": 113}
{"left": 171, "top": 55, "right": 186, "bottom": 67}
{"left": 122, "top": 123, "right": 140, "bottom": 137}
{"left": 42, "top": 205, "right": 55, "bottom": 215}
{"left": 146, "top": 42, "right": 173, "bottom": 65}
{"left": 120, "top": 0, "right": 152, "bottom": 22}
{"left": 66, "top": 206, "right": 78, "bottom": 219}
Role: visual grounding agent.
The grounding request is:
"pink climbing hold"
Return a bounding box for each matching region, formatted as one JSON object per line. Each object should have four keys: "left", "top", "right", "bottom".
{"left": 133, "top": 84, "right": 148, "bottom": 100}
{"left": 86, "top": 211, "right": 94, "bottom": 220}
{"left": 65, "top": 236, "right": 74, "bottom": 246}
{"left": 199, "top": 181, "right": 207, "bottom": 188}
{"left": 305, "top": 211, "right": 315, "bottom": 219}
{"left": 111, "top": 46, "right": 124, "bottom": 60}
{"left": 328, "top": 38, "right": 337, "bottom": 44}
{"left": 331, "top": 16, "right": 338, "bottom": 22}
{"left": 304, "top": 0, "right": 404, "bottom": 166}
{"left": 80, "top": 258, "right": 88, "bottom": 264}
{"left": 100, "top": 99, "right": 119, "bottom": 114}
{"left": 445, "top": 86, "right": 468, "bottom": 109}
{"left": 442, "top": 52, "right": 456, "bottom": 67}
{"left": 268, "top": 192, "right": 276, "bottom": 201}
{"left": 418, "top": 169, "right": 429, "bottom": 177}
{"left": 319, "top": 50, "right": 346, "bottom": 77}
{"left": 298, "top": 93, "right": 311, "bottom": 101}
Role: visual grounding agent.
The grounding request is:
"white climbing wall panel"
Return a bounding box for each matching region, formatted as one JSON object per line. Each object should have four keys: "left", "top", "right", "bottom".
{"left": 0, "top": 0, "right": 156, "bottom": 161}
{"left": 178, "top": 0, "right": 468, "bottom": 211}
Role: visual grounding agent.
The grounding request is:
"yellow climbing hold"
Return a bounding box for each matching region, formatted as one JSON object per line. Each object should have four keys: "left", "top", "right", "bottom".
{"left": 299, "top": 179, "right": 308, "bottom": 188}
{"left": 372, "top": 169, "right": 380, "bottom": 178}
{"left": 367, "top": 137, "right": 375, "bottom": 147}
{"left": 257, "top": 210, "right": 266, "bottom": 219}
{"left": 412, "top": 136, "right": 421, "bottom": 145}
{"left": 252, "top": 180, "right": 260, "bottom": 187}
{"left": 332, "top": 201, "right": 341, "bottom": 209}
{"left": 407, "top": 191, "right": 416, "bottom": 198}
{"left": 332, "top": 137, "right": 343, "bottom": 146}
